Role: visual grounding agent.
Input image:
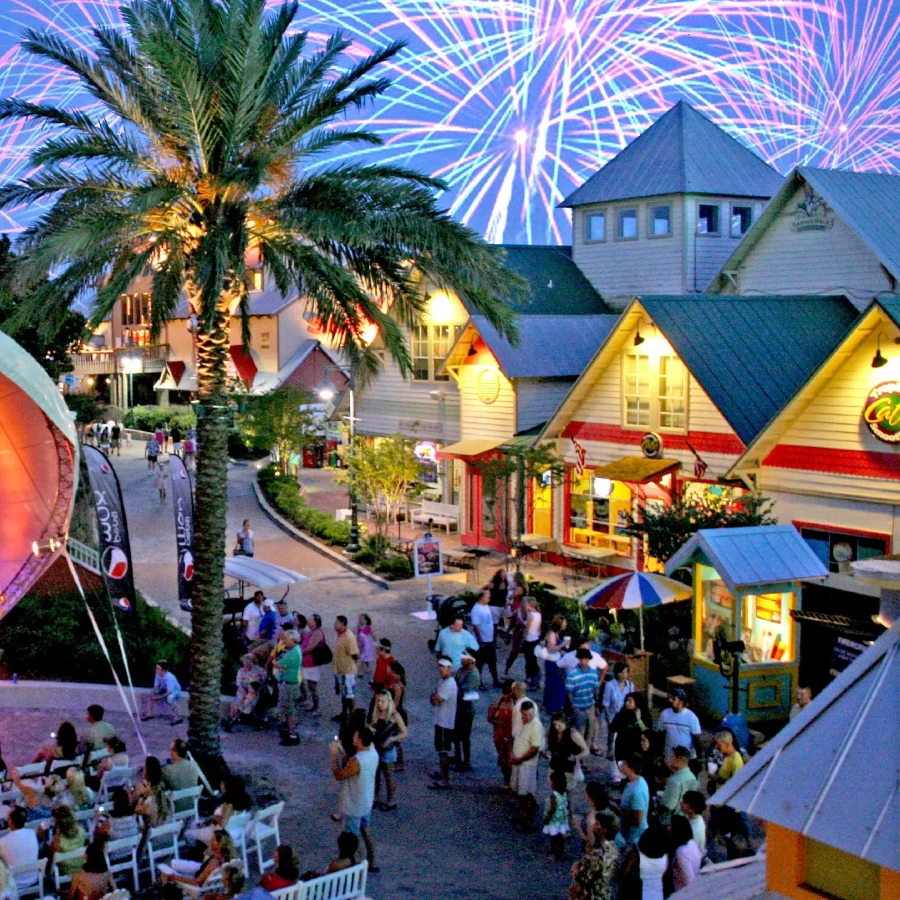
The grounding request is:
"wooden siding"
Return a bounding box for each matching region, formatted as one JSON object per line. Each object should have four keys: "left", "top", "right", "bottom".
{"left": 725, "top": 184, "right": 892, "bottom": 309}
{"left": 515, "top": 378, "right": 573, "bottom": 433}
{"left": 458, "top": 360, "right": 516, "bottom": 441}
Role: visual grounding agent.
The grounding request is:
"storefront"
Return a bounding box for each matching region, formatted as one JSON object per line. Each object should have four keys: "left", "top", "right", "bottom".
{"left": 666, "top": 524, "right": 828, "bottom": 721}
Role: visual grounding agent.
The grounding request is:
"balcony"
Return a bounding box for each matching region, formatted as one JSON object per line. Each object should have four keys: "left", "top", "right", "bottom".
{"left": 72, "top": 344, "right": 170, "bottom": 375}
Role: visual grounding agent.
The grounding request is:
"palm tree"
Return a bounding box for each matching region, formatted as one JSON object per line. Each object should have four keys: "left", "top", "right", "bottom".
{"left": 0, "top": 0, "right": 524, "bottom": 761}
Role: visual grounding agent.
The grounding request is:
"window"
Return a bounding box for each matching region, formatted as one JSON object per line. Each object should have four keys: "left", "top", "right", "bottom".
{"left": 800, "top": 527, "right": 888, "bottom": 574}
{"left": 617, "top": 208, "right": 638, "bottom": 240}
{"left": 804, "top": 839, "right": 881, "bottom": 900}
{"left": 697, "top": 204, "right": 720, "bottom": 235}
{"left": 586, "top": 213, "right": 606, "bottom": 242}
{"left": 650, "top": 205, "right": 671, "bottom": 236}
{"left": 249, "top": 268, "right": 264, "bottom": 290}
{"left": 658, "top": 355, "right": 687, "bottom": 429}
{"left": 121, "top": 292, "right": 151, "bottom": 327}
{"left": 568, "top": 471, "right": 632, "bottom": 538}
{"left": 411, "top": 324, "right": 464, "bottom": 381}
{"left": 623, "top": 353, "right": 651, "bottom": 426}
{"left": 730, "top": 205, "right": 752, "bottom": 237}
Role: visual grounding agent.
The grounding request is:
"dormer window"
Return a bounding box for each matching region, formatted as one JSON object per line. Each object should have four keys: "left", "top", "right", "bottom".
{"left": 622, "top": 350, "right": 688, "bottom": 432}
{"left": 730, "top": 205, "right": 753, "bottom": 237}
{"left": 586, "top": 213, "right": 606, "bottom": 242}
{"left": 617, "top": 209, "right": 638, "bottom": 240}
{"left": 650, "top": 205, "right": 671, "bottom": 237}
{"left": 697, "top": 204, "right": 720, "bottom": 235}
{"left": 249, "top": 268, "right": 264, "bottom": 291}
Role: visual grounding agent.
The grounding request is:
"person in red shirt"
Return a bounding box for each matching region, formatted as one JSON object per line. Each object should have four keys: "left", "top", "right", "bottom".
{"left": 258, "top": 845, "right": 299, "bottom": 891}
{"left": 371, "top": 639, "right": 395, "bottom": 691}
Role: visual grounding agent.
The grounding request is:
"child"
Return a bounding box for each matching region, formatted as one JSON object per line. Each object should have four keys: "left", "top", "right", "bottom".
{"left": 543, "top": 770, "right": 569, "bottom": 859}
{"left": 680, "top": 791, "right": 707, "bottom": 860}
{"left": 155, "top": 462, "right": 168, "bottom": 503}
{"left": 357, "top": 614, "right": 375, "bottom": 681}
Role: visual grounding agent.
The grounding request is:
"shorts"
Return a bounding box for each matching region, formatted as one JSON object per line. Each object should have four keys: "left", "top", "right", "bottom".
{"left": 343, "top": 814, "right": 370, "bottom": 836}
{"left": 511, "top": 764, "right": 538, "bottom": 796}
{"left": 278, "top": 682, "right": 303, "bottom": 719}
{"left": 148, "top": 455, "right": 158, "bottom": 463}
{"left": 334, "top": 673, "right": 356, "bottom": 699}
{"left": 570, "top": 705, "right": 592, "bottom": 734}
{"left": 302, "top": 666, "right": 321, "bottom": 682}
{"left": 174, "top": 442, "right": 183, "bottom": 452}
{"left": 379, "top": 746, "right": 398, "bottom": 765}
{"left": 434, "top": 725, "right": 454, "bottom": 755}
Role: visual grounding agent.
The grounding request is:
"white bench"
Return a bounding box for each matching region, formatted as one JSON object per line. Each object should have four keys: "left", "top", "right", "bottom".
{"left": 411, "top": 500, "right": 459, "bottom": 533}
{"left": 272, "top": 862, "right": 368, "bottom": 900}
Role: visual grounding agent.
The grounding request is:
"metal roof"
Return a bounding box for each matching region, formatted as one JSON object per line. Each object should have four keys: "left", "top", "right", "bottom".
{"left": 670, "top": 855, "right": 766, "bottom": 900}
{"left": 665, "top": 525, "right": 828, "bottom": 592}
{"left": 488, "top": 245, "right": 610, "bottom": 315}
{"left": 638, "top": 295, "right": 859, "bottom": 445}
{"left": 879, "top": 297, "right": 900, "bottom": 329}
{"left": 470, "top": 314, "right": 619, "bottom": 379}
{"left": 560, "top": 101, "right": 782, "bottom": 208}
{"left": 712, "top": 622, "right": 899, "bottom": 873}
{"left": 172, "top": 282, "right": 297, "bottom": 318}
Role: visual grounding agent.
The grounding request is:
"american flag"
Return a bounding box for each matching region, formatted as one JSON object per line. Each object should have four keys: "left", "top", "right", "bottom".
{"left": 686, "top": 440, "right": 708, "bottom": 479}
{"left": 572, "top": 438, "right": 587, "bottom": 476}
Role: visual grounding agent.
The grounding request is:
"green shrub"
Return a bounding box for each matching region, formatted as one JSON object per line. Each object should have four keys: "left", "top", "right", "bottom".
{"left": 227, "top": 431, "right": 268, "bottom": 460}
{"left": 0, "top": 591, "right": 191, "bottom": 687}
{"left": 352, "top": 549, "right": 377, "bottom": 565}
{"left": 125, "top": 405, "right": 196, "bottom": 432}
{"left": 373, "top": 555, "right": 413, "bottom": 580}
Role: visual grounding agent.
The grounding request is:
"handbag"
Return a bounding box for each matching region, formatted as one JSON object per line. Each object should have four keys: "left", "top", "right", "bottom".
{"left": 311, "top": 641, "right": 332, "bottom": 666}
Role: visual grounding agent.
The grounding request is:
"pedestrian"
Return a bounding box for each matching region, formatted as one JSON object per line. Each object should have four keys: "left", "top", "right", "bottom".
{"left": 123, "top": 424, "right": 132, "bottom": 449}
{"left": 141, "top": 660, "right": 183, "bottom": 725}
{"left": 669, "top": 815, "right": 702, "bottom": 891}
{"left": 566, "top": 649, "right": 601, "bottom": 738}
{"left": 154, "top": 424, "right": 165, "bottom": 450}
{"left": 433, "top": 612, "right": 479, "bottom": 672}
{"left": 503, "top": 575, "right": 527, "bottom": 674}
{"left": 332, "top": 616, "right": 360, "bottom": 723}
{"left": 601, "top": 662, "right": 634, "bottom": 759}
{"left": 638, "top": 826, "right": 669, "bottom": 900}
{"left": 521, "top": 596, "right": 542, "bottom": 689}
{"left": 272, "top": 630, "right": 302, "bottom": 746}
{"left": 183, "top": 433, "right": 196, "bottom": 470}
{"left": 658, "top": 746, "right": 698, "bottom": 826}
{"left": 356, "top": 614, "right": 375, "bottom": 683}
{"left": 609, "top": 691, "right": 651, "bottom": 768}
{"left": 241, "top": 591, "right": 265, "bottom": 648}
{"left": 656, "top": 688, "right": 702, "bottom": 762}
{"left": 546, "top": 712, "right": 588, "bottom": 816}
{"left": 541, "top": 615, "right": 569, "bottom": 714}
{"left": 155, "top": 461, "right": 168, "bottom": 503}
{"left": 110, "top": 422, "right": 121, "bottom": 456}
{"left": 274, "top": 599, "right": 294, "bottom": 633}
{"left": 509, "top": 699, "right": 544, "bottom": 829}
{"left": 170, "top": 422, "right": 183, "bottom": 456}
{"left": 301, "top": 614, "right": 327, "bottom": 714}
{"left": 386, "top": 660, "right": 407, "bottom": 771}
{"left": 617, "top": 753, "right": 650, "bottom": 848}
{"left": 258, "top": 599, "right": 279, "bottom": 645}
{"left": 428, "top": 658, "right": 457, "bottom": 790}
{"left": 680, "top": 791, "right": 707, "bottom": 859}
{"left": 370, "top": 639, "right": 395, "bottom": 693}
{"left": 145, "top": 435, "right": 160, "bottom": 471}
{"left": 369, "top": 689, "right": 407, "bottom": 811}
{"left": 569, "top": 813, "right": 619, "bottom": 900}
{"left": 790, "top": 684, "right": 814, "bottom": 719}
{"left": 330, "top": 727, "right": 379, "bottom": 873}
{"left": 470, "top": 589, "right": 501, "bottom": 688}
{"left": 487, "top": 679, "right": 515, "bottom": 787}
{"left": 452, "top": 651, "right": 480, "bottom": 773}
{"left": 559, "top": 635, "right": 608, "bottom": 753}
{"left": 572, "top": 782, "right": 613, "bottom": 852}
{"left": 0, "top": 807, "right": 39, "bottom": 894}
{"left": 234, "top": 519, "right": 254, "bottom": 557}
{"left": 543, "top": 769, "right": 570, "bottom": 859}
{"left": 98, "top": 424, "right": 111, "bottom": 454}
{"left": 708, "top": 728, "right": 747, "bottom": 853}
{"left": 511, "top": 680, "right": 539, "bottom": 736}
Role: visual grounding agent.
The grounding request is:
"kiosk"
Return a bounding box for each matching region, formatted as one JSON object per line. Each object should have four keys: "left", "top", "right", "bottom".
{"left": 666, "top": 525, "right": 827, "bottom": 722}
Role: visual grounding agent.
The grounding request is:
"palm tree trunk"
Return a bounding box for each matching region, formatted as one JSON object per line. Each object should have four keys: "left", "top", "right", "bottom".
{"left": 187, "top": 298, "right": 232, "bottom": 763}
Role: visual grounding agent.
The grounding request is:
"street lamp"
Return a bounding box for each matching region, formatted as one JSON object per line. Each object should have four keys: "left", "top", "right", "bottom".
{"left": 318, "top": 368, "right": 358, "bottom": 554}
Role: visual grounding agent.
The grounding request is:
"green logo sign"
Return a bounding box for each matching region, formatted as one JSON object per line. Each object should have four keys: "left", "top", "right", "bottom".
{"left": 863, "top": 381, "right": 900, "bottom": 443}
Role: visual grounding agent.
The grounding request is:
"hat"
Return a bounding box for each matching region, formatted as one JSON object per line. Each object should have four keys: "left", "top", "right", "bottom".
{"left": 378, "top": 638, "right": 392, "bottom": 651}
{"left": 262, "top": 598, "right": 275, "bottom": 608}
{"left": 460, "top": 651, "right": 476, "bottom": 662}
{"left": 437, "top": 657, "right": 452, "bottom": 667}
{"left": 670, "top": 687, "right": 688, "bottom": 703}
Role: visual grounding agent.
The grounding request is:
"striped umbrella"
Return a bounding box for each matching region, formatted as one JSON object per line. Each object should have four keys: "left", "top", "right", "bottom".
{"left": 579, "top": 572, "right": 693, "bottom": 649}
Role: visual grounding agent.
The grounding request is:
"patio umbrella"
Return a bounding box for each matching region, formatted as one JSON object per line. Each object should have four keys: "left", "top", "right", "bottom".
{"left": 579, "top": 571, "right": 692, "bottom": 649}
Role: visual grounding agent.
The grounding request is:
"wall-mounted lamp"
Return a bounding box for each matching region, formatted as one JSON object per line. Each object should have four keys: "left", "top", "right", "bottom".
{"left": 429, "top": 390, "right": 447, "bottom": 401}
{"left": 633, "top": 327, "right": 645, "bottom": 347}
{"left": 872, "top": 334, "right": 889, "bottom": 368}
{"left": 32, "top": 536, "right": 64, "bottom": 557}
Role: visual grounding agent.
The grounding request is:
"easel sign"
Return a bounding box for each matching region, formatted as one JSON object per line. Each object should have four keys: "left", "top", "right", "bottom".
{"left": 414, "top": 537, "right": 443, "bottom": 578}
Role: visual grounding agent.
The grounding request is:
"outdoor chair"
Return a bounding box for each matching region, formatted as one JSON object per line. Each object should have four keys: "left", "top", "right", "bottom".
{"left": 145, "top": 821, "right": 182, "bottom": 881}
{"left": 167, "top": 786, "right": 202, "bottom": 824}
{"left": 9, "top": 858, "right": 46, "bottom": 900}
{"left": 249, "top": 801, "right": 284, "bottom": 872}
{"left": 105, "top": 834, "right": 141, "bottom": 890}
{"left": 52, "top": 846, "right": 88, "bottom": 893}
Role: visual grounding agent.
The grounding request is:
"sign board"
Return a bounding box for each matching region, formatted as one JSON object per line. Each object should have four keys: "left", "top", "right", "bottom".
{"left": 829, "top": 634, "right": 870, "bottom": 679}
{"left": 863, "top": 380, "right": 900, "bottom": 443}
{"left": 413, "top": 537, "right": 443, "bottom": 578}
{"left": 791, "top": 188, "right": 834, "bottom": 232}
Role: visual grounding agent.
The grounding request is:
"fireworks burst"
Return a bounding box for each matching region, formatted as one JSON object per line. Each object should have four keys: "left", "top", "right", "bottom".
{"left": 0, "top": 0, "right": 898, "bottom": 242}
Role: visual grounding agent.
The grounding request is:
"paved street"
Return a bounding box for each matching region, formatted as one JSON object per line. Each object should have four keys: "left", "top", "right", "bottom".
{"left": 3, "top": 445, "right": 577, "bottom": 899}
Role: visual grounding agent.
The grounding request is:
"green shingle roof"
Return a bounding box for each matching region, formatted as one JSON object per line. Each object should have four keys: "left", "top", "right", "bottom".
{"left": 637, "top": 295, "right": 860, "bottom": 445}
{"left": 877, "top": 296, "right": 900, "bottom": 329}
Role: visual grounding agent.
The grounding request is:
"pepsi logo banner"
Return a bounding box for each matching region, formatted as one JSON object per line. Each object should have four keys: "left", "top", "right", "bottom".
{"left": 84, "top": 446, "right": 136, "bottom": 612}
{"left": 169, "top": 454, "right": 195, "bottom": 607}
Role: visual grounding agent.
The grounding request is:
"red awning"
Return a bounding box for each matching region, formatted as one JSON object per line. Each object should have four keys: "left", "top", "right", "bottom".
{"left": 167, "top": 360, "right": 186, "bottom": 386}
{"left": 229, "top": 346, "right": 258, "bottom": 387}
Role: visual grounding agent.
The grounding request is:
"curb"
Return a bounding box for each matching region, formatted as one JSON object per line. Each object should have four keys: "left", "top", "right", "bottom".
{"left": 251, "top": 479, "right": 390, "bottom": 591}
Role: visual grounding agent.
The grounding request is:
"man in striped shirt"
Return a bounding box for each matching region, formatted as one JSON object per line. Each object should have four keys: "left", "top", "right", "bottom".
{"left": 566, "top": 649, "right": 600, "bottom": 736}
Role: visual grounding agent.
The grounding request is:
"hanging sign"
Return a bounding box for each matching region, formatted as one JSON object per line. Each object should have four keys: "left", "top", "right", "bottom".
{"left": 169, "top": 454, "right": 195, "bottom": 609}
{"left": 84, "top": 447, "right": 136, "bottom": 612}
{"left": 641, "top": 432, "right": 663, "bottom": 459}
{"left": 413, "top": 537, "right": 443, "bottom": 577}
{"left": 863, "top": 381, "right": 900, "bottom": 443}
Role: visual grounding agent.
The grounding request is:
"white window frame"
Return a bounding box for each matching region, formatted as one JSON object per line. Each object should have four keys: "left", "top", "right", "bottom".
{"left": 616, "top": 208, "right": 639, "bottom": 241}
{"left": 658, "top": 355, "right": 688, "bottom": 430}
{"left": 622, "top": 353, "right": 651, "bottom": 427}
{"left": 585, "top": 212, "right": 606, "bottom": 243}
{"left": 410, "top": 324, "right": 464, "bottom": 382}
{"left": 649, "top": 205, "right": 671, "bottom": 238}
{"left": 697, "top": 203, "right": 721, "bottom": 236}
{"left": 730, "top": 204, "right": 753, "bottom": 238}
{"left": 621, "top": 351, "right": 689, "bottom": 433}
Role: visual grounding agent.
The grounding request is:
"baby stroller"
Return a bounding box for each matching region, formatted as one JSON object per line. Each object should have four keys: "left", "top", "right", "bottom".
{"left": 427, "top": 594, "right": 473, "bottom": 653}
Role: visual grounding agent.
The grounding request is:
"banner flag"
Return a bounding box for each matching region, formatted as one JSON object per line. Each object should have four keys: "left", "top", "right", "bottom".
{"left": 83, "top": 446, "right": 136, "bottom": 612}
{"left": 168, "top": 453, "right": 195, "bottom": 609}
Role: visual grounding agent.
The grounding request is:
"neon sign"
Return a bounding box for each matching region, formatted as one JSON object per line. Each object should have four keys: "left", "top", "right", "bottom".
{"left": 863, "top": 381, "right": 900, "bottom": 443}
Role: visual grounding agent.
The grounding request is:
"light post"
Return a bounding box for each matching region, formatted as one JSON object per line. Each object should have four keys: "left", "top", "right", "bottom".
{"left": 318, "top": 368, "right": 359, "bottom": 554}
{"left": 120, "top": 352, "right": 140, "bottom": 411}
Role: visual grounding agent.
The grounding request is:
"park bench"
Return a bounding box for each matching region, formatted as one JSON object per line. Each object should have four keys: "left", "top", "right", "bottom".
{"left": 272, "top": 861, "right": 369, "bottom": 900}
{"left": 411, "top": 500, "right": 459, "bottom": 533}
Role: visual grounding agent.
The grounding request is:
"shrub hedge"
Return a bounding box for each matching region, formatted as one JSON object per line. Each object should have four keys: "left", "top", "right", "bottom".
{"left": 125, "top": 405, "right": 196, "bottom": 432}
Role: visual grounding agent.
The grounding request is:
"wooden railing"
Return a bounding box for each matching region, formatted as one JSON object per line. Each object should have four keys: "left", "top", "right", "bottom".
{"left": 72, "top": 344, "right": 170, "bottom": 375}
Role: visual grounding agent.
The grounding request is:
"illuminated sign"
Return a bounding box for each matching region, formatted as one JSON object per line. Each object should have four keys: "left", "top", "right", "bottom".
{"left": 863, "top": 381, "right": 900, "bottom": 443}
{"left": 414, "top": 441, "right": 438, "bottom": 463}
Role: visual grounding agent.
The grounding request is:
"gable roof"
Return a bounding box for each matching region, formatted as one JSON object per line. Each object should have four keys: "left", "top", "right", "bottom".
{"left": 638, "top": 295, "right": 859, "bottom": 445}
{"left": 172, "top": 282, "right": 297, "bottom": 319}
{"left": 560, "top": 101, "right": 782, "bottom": 208}
{"left": 710, "top": 166, "right": 900, "bottom": 293}
{"left": 665, "top": 524, "right": 828, "bottom": 591}
{"left": 712, "top": 622, "right": 899, "bottom": 873}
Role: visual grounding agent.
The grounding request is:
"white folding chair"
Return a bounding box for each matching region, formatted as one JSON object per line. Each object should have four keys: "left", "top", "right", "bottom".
{"left": 97, "top": 767, "right": 136, "bottom": 805}
{"left": 226, "top": 810, "right": 251, "bottom": 875}
{"left": 105, "top": 834, "right": 140, "bottom": 890}
{"left": 0, "top": 787, "right": 23, "bottom": 806}
{"left": 75, "top": 807, "right": 96, "bottom": 828}
{"left": 14, "top": 763, "right": 48, "bottom": 779}
{"left": 167, "top": 786, "right": 202, "bottom": 824}
{"left": 52, "top": 847, "right": 86, "bottom": 893}
{"left": 145, "top": 822, "right": 182, "bottom": 881}
{"left": 10, "top": 858, "right": 47, "bottom": 900}
{"left": 180, "top": 865, "right": 226, "bottom": 900}
{"left": 250, "top": 801, "right": 284, "bottom": 872}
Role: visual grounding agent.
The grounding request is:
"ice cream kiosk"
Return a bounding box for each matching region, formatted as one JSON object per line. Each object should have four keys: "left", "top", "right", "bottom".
{"left": 666, "top": 525, "right": 828, "bottom": 722}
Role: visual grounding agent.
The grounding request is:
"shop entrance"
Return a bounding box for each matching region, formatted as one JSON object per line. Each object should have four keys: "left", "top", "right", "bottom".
{"left": 532, "top": 473, "right": 553, "bottom": 538}
{"left": 465, "top": 467, "right": 508, "bottom": 551}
